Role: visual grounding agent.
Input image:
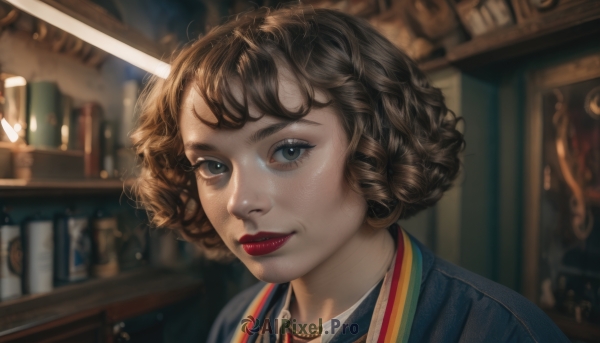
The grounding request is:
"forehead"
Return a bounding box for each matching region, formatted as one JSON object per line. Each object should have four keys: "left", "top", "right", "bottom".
{"left": 179, "top": 61, "right": 329, "bottom": 125}
{"left": 179, "top": 84, "right": 276, "bottom": 143}
{"left": 178, "top": 64, "right": 348, "bottom": 157}
{"left": 179, "top": 88, "right": 327, "bottom": 149}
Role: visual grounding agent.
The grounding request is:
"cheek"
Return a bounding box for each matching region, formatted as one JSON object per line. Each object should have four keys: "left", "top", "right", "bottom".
{"left": 275, "top": 148, "right": 356, "bottom": 222}
{"left": 197, "top": 186, "right": 230, "bottom": 234}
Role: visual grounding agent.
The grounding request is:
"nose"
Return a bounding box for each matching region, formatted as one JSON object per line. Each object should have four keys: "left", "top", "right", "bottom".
{"left": 226, "top": 165, "right": 272, "bottom": 220}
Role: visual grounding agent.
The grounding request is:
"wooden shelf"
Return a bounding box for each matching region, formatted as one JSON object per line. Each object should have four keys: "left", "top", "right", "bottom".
{"left": 418, "top": 1, "right": 600, "bottom": 72}
{"left": 546, "top": 310, "right": 600, "bottom": 342}
{"left": 0, "top": 267, "right": 203, "bottom": 342}
{"left": 0, "top": 178, "right": 134, "bottom": 197}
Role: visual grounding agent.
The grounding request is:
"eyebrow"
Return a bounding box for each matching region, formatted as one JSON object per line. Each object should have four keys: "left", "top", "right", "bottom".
{"left": 247, "top": 118, "right": 321, "bottom": 145}
{"left": 184, "top": 118, "right": 321, "bottom": 152}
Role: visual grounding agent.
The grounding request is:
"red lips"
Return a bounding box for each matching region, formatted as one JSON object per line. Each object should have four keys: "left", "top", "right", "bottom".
{"left": 239, "top": 231, "right": 293, "bottom": 256}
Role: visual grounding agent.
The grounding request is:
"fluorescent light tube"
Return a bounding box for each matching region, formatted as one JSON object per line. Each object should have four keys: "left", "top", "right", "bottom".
{"left": 5, "top": 0, "right": 171, "bottom": 78}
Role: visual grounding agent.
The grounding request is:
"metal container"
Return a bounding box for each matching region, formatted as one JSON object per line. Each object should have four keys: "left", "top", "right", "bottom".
{"left": 54, "top": 214, "right": 91, "bottom": 284}
{"left": 0, "top": 210, "right": 22, "bottom": 300}
{"left": 22, "top": 217, "right": 54, "bottom": 294}
{"left": 28, "top": 81, "right": 61, "bottom": 149}
{"left": 91, "top": 212, "right": 119, "bottom": 278}
{"left": 76, "top": 103, "right": 103, "bottom": 178}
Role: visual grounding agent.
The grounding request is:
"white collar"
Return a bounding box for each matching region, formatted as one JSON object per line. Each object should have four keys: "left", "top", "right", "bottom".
{"left": 275, "top": 282, "right": 379, "bottom": 343}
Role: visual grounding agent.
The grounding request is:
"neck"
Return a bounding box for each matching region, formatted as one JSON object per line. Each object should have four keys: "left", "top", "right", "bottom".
{"left": 289, "top": 224, "right": 395, "bottom": 325}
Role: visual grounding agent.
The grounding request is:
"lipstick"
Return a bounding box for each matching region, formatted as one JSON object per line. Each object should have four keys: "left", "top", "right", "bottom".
{"left": 239, "top": 232, "right": 293, "bottom": 256}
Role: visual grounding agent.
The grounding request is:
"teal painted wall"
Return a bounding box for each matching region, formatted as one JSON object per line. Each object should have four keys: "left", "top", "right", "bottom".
{"left": 459, "top": 71, "right": 500, "bottom": 281}
{"left": 424, "top": 40, "right": 600, "bottom": 293}
{"left": 497, "top": 67, "right": 526, "bottom": 292}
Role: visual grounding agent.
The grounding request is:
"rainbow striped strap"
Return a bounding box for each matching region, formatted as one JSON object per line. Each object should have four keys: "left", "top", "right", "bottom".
{"left": 366, "top": 225, "right": 423, "bottom": 343}
{"left": 230, "top": 224, "right": 422, "bottom": 343}
{"left": 230, "top": 283, "right": 278, "bottom": 343}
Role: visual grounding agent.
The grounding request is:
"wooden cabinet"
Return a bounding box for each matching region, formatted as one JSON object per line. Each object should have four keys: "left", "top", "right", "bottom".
{"left": 0, "top": 267, "right": 203, "bottom": 343}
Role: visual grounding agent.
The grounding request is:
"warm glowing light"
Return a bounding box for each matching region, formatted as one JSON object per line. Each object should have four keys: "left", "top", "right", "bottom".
{"left": 5, "top": 0, "right": 171, "bottom": 79}
{"left": 13, "top": 123, "right": 22, "bottom": 132}
{"left": 4, "top": 76, "right": 27, "bottom": 88}
{"left": 1, "top": 119, "right": 19, "bottom": 142}
{"left": 30, "top": 116, "right": 37, "bottom": 132}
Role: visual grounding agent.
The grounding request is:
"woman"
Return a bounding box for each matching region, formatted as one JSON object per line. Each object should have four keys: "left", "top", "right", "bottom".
{"left": 132, "top": 5, "right": 569, "bottom": 343}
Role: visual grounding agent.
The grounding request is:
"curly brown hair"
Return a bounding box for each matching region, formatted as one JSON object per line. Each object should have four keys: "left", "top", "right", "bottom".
{"left": 131, "top": 5, "right": 464, "bottom": 259}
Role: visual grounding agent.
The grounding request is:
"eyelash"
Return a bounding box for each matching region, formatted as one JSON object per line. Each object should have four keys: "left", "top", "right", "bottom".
{"left": 269, "top": 140, "right": 316, "bottom": 169}
{"left": 189, "top": 139, "right": 316, "bottom": 180}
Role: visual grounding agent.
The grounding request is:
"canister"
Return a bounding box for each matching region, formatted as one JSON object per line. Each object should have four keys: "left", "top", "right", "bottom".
{"left": 0, "top": 209, "right": 22, "bottom": 300}
{"left": 22, "top": 216, "right": 54, "bottom": 294}
{"left": 55, "top": 213, "right": 91, "bottom": 284}
{"left": 91, "top": 211, "right": 119, "bottom": 278}
{"left": 76, "top": 103, "right": 103, "bottom": 177}
{"left": 28, "top": 81, "right": 61, "bottom": 149}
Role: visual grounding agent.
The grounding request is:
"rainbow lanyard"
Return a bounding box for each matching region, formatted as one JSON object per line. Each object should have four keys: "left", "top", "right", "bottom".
{"left": 230, "top": 224, "right": 423, "bottom": 343}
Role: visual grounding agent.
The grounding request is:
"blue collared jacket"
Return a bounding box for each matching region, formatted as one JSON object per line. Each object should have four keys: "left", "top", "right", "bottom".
{"left": 207, "top": 230, "right": 570, "bottom": 343}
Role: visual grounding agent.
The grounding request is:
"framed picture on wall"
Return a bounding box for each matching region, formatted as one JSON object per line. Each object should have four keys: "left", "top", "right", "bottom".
{"left": 524, "top": 54, "right": 600, "bottom": 341}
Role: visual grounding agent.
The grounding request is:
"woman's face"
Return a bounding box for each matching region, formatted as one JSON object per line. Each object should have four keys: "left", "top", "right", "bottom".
{"left": 179, "top": 70, "right": 368, "bottom": 283}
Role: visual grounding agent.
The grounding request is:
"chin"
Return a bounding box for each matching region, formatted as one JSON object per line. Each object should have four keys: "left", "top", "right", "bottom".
{"left": 242, "top": 254, "right": 312, "bottom": 284}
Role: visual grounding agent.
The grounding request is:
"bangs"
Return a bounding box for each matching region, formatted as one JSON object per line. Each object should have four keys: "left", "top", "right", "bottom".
{"left": 131, "top": 4, "right": 464, "bottom": 256}
{"left": 191, "top": 14, "right": 330, "bottom": 129}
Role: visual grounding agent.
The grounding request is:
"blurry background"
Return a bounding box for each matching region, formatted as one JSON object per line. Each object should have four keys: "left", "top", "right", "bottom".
{"left": 0, "top": 0, "right": 598, "bottom": 342}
